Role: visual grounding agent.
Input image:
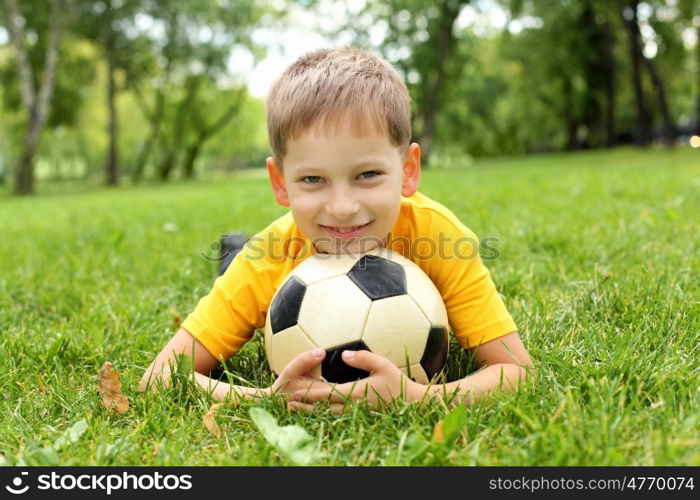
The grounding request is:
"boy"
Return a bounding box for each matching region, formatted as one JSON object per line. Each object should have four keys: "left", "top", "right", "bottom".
{"left": 139, "top": 47, "right": 534, "bottom": 412}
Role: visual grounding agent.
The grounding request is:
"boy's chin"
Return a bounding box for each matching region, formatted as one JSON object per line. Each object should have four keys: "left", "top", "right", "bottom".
{"left": 313, "top": 238, "right": 383, "bottom": 256}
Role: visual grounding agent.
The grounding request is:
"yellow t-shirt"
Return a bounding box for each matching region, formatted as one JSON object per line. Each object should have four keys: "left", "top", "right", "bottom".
{"left": 182, "top": 191, "right": 517, "bottom": 361}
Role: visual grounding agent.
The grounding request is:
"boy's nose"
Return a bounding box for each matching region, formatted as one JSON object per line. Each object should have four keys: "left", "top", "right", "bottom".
{"left": 324, "top": 191, "right": 361, "bottom": 220}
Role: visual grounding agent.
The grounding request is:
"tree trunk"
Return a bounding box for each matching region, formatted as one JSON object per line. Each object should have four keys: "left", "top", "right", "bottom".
{"left": 642, "top": 55, "right": 675, "bottom": 145}
{"left": 158, "top": 77, "right": 200, "bottom": 181}
{"left": 620, "top": 0, "right": 652, "bottom": 146}
{"left": 105, "top": 20, "right": 119, "bottom": 186}
{"left": 562, "top": 76, "right": 579, "bottom": 150}
{"left": 602, "top": 16, "right": 616, "bottom": 147}
{"left": 131, "top": 86, "right": 165, "bottom": 183}
{"left": 416, "top": 0, "right": 464, "bottom": 164}
{"left": 696, "top": 24, "right": 700, "bottom": 135}
{"left": 14, "top": 136, "right": 38, "bottom": 195}
{"left": 182, "top": 142, "right": 201, "bottom": 179}
{"left": 182, "top": 97, "right": 243, "bottom": 179}
{"left": 580, "top": 0, "right": 602, "bottom": 148}
{"left": 5, "top": 0, "right": 62, "bottom": 195}
{"left": 132, "top": 135, "right": 155, "bottom": 183}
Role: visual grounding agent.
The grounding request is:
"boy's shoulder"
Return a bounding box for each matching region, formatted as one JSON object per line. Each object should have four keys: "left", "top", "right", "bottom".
{"left": 397, "top": 191, "right": 477, "bottom": 240}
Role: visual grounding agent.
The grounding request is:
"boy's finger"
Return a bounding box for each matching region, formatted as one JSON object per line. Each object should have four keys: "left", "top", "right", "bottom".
{"left": 341, "top": 350, "right": 389, "bottom": 372}
{"left": 329, "top": 403, "right": 348, "bottom": 415}
{"left": 280, "top": 348, "right": 325, "bottom": 377}
{"left": 287, "top": 401, "right": 314, "bottom": 413}
{"left": 287, "top": 401, "right": 347, "bottom": 414}
{"left": 293, "top": 387, "right": 348, "bottom": 404}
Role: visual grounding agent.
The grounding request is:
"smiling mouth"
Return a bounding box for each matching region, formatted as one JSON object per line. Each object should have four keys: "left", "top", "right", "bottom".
{"left": 319, "top": 221, "right": 372, "bottom": 236}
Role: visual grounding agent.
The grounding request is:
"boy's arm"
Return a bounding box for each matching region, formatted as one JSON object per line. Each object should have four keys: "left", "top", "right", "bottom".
{"left": 138, "top": 327, "right": 271, "bottom": 401}
{"left": 424, "top": 331, "right": 535, "bottom": 405}
{"left": 139, "top": 328, "right": 328, "bottom": 403}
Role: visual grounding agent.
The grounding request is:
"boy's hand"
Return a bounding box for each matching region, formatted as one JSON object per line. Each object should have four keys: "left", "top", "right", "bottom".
{"left": 287, "top": 350, "right": 423, "bottom": 414}
{"left": 269, "top": 348, "right": 327, "bottom": 398}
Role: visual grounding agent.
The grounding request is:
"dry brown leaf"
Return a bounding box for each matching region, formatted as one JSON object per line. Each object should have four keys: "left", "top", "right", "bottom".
{"left": 98, "top": 362, "right": 129, "bottom": 413}
{"left": 433, "top": 419, "right": 444, "bottom": 444}
{"left": 169, "top": 305, "right": 182, "bottom": 329}
{"left": 37, "top": 373, "right": 48, "bottom": 393}
{"left": 203, "top": 403, "right": 224, "bottom": 438}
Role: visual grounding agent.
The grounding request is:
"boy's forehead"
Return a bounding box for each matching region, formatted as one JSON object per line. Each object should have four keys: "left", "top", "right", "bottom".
{"left": 286, "top": 131, "right": 399, "bottom": 169}
{"left": 281, "top": 107, "right": 405, "bottom": 170}
{"left": 294, "top": 106, "right": 390, "bottom": 142}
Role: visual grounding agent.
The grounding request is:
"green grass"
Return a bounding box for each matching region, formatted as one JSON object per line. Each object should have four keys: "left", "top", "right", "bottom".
{"left": 0, "top": 147, "right": 698, "bottom": 465}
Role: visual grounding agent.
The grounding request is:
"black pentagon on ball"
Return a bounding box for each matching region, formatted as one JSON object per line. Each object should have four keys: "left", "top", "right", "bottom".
{"left": 347, "top": 254, "right": 407, "bottom": 300}
{"left": 420, "top": 326, "right": 449, "bottom": 381}
{"left": 269, "top": 276, "right": 307, "bottom": 334}
{"left": 322, "top": 340, "right": 371, "bottom": 383}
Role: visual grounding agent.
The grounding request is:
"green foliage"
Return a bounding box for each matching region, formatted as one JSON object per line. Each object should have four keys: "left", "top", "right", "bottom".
{"left": 322, "top": 0, "right": 697, "bottom": 161}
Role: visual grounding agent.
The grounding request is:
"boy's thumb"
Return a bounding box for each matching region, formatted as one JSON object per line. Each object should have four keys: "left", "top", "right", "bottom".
{"left": 284, "top": 348, "right": 325, "bottom": 376}
{"left": 341, "top": 349, "right": 382, "bottom": 371}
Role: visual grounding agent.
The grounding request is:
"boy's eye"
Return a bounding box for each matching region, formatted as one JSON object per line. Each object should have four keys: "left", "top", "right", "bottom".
{"left": 358, "top": 170, "right": 381, "bottom": 179}
{"left": 301, "top": 175, "right": 323, "bottom": 184}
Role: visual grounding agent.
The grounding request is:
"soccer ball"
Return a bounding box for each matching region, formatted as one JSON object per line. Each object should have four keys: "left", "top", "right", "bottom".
{"left": 264, "top": 248, "right": 449, "bottom": 384}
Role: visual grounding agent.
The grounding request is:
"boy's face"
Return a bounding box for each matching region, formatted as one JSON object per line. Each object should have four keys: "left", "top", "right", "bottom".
{"left": 267, "top": 124, "right": 420, "bottom": 255}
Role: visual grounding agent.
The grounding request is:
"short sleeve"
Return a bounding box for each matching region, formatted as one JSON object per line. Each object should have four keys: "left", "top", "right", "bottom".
{"left": 414, "top": 210, "right": 517, "bottom": 350}
{"left": 181, "top": 239, "right": 278, "bottom": 361}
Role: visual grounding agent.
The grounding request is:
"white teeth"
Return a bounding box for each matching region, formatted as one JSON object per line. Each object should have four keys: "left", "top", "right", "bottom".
{"left": 331, "top": 226, "right": 359, "bottom": 233}
{"left": 327, "top": 225, "right": 363, "bottom": 233}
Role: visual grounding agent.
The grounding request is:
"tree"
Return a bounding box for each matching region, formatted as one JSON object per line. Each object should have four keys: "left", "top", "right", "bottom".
{"left": 409, "top": 0, "right": 469, "bottom": 162}
{"left": 181, "top": 84, "right": 247, "bottom": 179}
{"left": 620, "top": 0, "right": 653, "bottom": 146}
{"left": 676, "top": 0, "right": 699, "bottom": 134}
{"left": 321, "top": 0, "right": 471, "bottom": 164}
{"left": 1, "top": 0, "right": 63, "bottom": 195}
{"left": 73, "top": 0, "right": 150, "bottom": 186}
{"left": 130, "top": 0, "right": 267, "bottom": 182}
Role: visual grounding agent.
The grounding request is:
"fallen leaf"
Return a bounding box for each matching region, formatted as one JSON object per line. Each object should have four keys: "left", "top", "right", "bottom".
{"left": 249, "top": 407, "right": 323, "bottom": 465}
{"left": 37, "top": 374, "right": 48, "bottom": 393}
{"left": 433, "top": 419, "right": 444, "bottom": 444}
{"left": 98, "top": 362, "right": 129, "bottom": 413}
{"left": 169, "top": 305, "right": 182, "bottom": 329}
{"left": 203, "top": 403, "right": 224, "bottom": 438}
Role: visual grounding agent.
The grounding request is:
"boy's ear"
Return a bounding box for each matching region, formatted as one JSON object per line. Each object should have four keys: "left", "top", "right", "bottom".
{"left": 266, "top": 157, "right": 290, "bottom": 207}
{"left": 401, "top": 143, "right": 421, "bottom": 197}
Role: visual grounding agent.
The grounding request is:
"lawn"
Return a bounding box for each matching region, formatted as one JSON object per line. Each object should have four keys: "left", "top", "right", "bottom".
{"left": 0, "top": 147, "right": 698, "bottom": 465}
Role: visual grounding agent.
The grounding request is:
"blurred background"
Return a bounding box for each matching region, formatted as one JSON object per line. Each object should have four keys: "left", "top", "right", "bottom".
{"left": 0, "top": 0, "right": 698, "bottom": 195}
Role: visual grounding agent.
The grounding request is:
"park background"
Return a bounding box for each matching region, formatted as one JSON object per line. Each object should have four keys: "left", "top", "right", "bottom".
{"left": 0, "top": 0, "right": 698, "bottom": 466}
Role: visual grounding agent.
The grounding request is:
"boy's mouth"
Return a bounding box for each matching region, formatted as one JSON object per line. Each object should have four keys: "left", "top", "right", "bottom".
{"left": 319, "top": 221, "right": 373, "bottom": 238}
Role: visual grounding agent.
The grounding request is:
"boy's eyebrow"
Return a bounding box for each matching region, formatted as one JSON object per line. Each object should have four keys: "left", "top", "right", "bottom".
{"left": 295, "top": 159, "right": 389, "bottom": 172}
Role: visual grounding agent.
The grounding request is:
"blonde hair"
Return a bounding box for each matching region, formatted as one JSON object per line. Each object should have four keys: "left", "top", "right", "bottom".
{"left": 266, "top": 47, "right": 412, "bottom": 168}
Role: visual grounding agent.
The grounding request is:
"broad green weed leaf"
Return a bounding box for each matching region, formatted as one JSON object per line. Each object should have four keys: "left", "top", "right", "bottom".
{"left": 386, "top": 430, "right": 431, "bottom": 465}
{"left": 441, "top": 405, "right": 467, "bottom": 445}
{"left": 249, "top": 407, "right": 322, "bottom": 466}
{"left": 54, "top": 419, "right": 88, "bottom": 451}
{"left": 402, "top": 432, "right": 431, "bottom": 463}
{"left": 28, "top": 447, "right": 59, "bottom": 466}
